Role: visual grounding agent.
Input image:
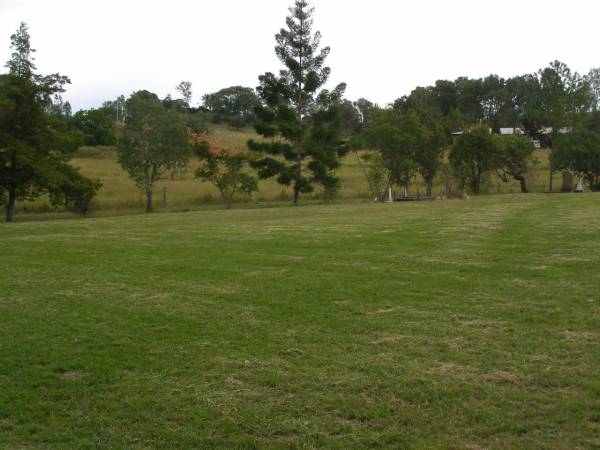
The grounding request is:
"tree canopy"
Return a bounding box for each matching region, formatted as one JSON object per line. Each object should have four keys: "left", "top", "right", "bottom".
{"left": 71, "top": 109, "right": 116, "bottom": 146}
{"left": 202, "top": 86, "right": 260, "bottom": 129}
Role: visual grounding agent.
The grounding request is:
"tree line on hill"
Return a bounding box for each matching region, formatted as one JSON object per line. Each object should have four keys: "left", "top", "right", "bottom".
{"left": 2, "top": 0, "right": 600, "bottom": 222}
{"left": 66, "top": 85, "right": 261, "bottom": 148}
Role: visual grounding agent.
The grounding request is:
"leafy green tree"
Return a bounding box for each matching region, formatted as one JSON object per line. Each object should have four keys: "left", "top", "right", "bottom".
{"left": 534, "top": 61, "right": 589, "bottom": 191}
{"left": 362, "top": 109, "right": 426, "bottom": 197}
{"left": 337, "top": 99, "right": 362, "bottom": 136}
{"left": 248, "top": 0, "right": 347, "bottom": 204}
{"left": 358, "top": 150, "right": 390, "bottom": 201}
{"left": 394, "top": 86, "right": 439, "bottom": 118}
{"left": 445, "top": 107, "right": 467, "bottom": 133}
{"left": 505, "top": 74, "right": 540, "bottom": 133}
{"left": 585, "top": 68, "right": 600, "bottom": 112}
{"left": 480, "top": 74, "right": 509, "bottom": 130}
{"left": 414, "top": 121, "right": 447, "bottom": 197}
{"left": 449, "top": 126, "right": 498, "bottom": 194}
{"left": 162, "top": 94, "right": 187, "bottom": 113}
{"left": 553, "top": 123, "right": 600, "bottom": 191}
{"left": 353, "top": 98, "right": 378, "bottom": 126}
{"left": 117, "top": 90, "right": 191, "bottom": 212}
{"left": 202, "top": 86, "right": 260, "bottom": 129}
{"left": 176, "top": 81, "right": 192, "bottom": 108}
{"left": 393, "top": 90, "right": 449, "bottom": 198}
{"left": 6, "top": 22, "right": 36, "bottom": 79}
{"left": 494, "top": 135, "right": 535, "bottom": 193}
{"left": 0, "top": 22, "right": 100, "bottom": 222}
{"left": 71, "top": 109, "right": 116, "bottom": 146}
{"left": 455, "top": 77, "right": 484, "bottom": 124}
{"left": 46, "top": 93, "right": 72, "bottom": 118}
{"left": 162, "top": 96, "right": 208, "bottom": 133}
{"left": 100, "top": 95, "right": 126, "bottom": 122}
{"left": 192, "top": 134, "right": 258, "bottom": 209}
{"left": 184, "top": 110, "right": 210, "bottom": 133}
{"left": 535, "top": 62, "right": 587, "bottom": 139}
{"left": 47, "top": 163, "right": 102, "bottom": 215}
{"left": 432, "top": 80, "right": 458, "bottom": 116}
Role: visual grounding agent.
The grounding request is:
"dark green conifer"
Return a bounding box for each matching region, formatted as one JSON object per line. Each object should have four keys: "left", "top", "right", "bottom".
{"left": 248, "top": 1, "right": 347, "bottom": 204}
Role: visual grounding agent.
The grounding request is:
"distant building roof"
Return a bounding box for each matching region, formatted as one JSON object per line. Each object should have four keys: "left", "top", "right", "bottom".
{"left": 500, "top": 127, "right": 524, "bottom": 135}
{"left": 539, "top": 127, "right": 572, "bottom": 135}
{"left": 451, "top": 128, "right": 492, "bottom": 136}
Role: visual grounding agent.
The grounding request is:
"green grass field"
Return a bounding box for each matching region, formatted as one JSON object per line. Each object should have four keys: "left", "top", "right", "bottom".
{"left": 1, "top": 194, "right": 599, "bottom": 448}
{"left": 13, "top": 125, "right": 555, "bottom": 217}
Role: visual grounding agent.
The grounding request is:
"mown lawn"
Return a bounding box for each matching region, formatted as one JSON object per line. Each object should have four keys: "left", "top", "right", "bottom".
{"left": 1, "top": 194, "right": 599, "bottom": 448}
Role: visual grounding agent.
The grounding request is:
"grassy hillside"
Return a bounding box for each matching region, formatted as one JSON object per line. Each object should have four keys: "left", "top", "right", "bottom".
{"left": 16, "top": 125, "right": 553, "bottom": 216}
{"left": 1, "top": 194, "right": 599, "bottom": 448}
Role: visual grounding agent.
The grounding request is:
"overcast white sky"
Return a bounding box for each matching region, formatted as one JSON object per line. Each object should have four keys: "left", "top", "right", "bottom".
{"left": 1, "top": 0, "right": 599, "bottom": 111}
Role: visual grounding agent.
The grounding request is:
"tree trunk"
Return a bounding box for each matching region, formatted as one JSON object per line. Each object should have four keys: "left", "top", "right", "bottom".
{"left": 145, "top": 185, "right": 153, "bottom": 213}
{"left": 385, "top": 175, "right": 394, "bottom": 202}
{"left": 426, "top": 179, "right": 433, "bottom": 198}
{"left": 293, "top": 155, "right": 302, "bottom": 205}
{"left": 515, "top": 174, "right": 528, "bottom": 193}
{"left": 588, "top": 175, "right": 596, "bottom": 192}
{"left": 471, "top": 173, "right": 481, "bottom": 194}
{"left": 548, "top": 144, "right": 554, "bottom": 193}
{"left": 6, "top": 188, "right": 16, "bottom": 223}
{"left": 145, "top": 166, "right": 154, "bottom": 213}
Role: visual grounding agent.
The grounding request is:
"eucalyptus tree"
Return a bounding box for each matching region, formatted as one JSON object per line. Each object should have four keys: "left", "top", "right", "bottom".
{"left": 71, "top": 109, "right": 116, "bottom": 146}
{"left": 100, "top": 95, "right": 126, "bottom": 122}
{"left": 494, "top": 135, "right": 535, "bottom": 193}
{"left": 353, "top": 98, "right": 378, "bottom": 127}
{"left": 553, "top": 115, "right": 600, "bottom": 191}
{"left": 362, "top": 109, "right": 427, "bottom": 197}
{"left": 248, "top": 0, "right": 347, "bottom": 204}
{"left": 585, "top": 68, "right": 600, "bottom": 112}
{"left": 449, "top": 126, "right": 498, "bottom": 194}
{"left": 176, "top": 81, "right": 192, "bottom": 108}
{"left": 117, "top": 91, "right": 191, "bottom": 212}
{"left": 535, "top": 61, "right": 589, "bottom": 191}
{"left": 413, "top": 121, "right": 447, "bottom": 198}
{"left": 202, "top": 86, "right": 260, "bottom": 128}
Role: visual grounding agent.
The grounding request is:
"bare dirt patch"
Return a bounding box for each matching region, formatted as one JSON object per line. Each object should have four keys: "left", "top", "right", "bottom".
{"left": 483, "top": 371, "right": 521, "bottom": 384}
{"left": 370, "top": 336, "right": 413, "bottom": 345}
{"left": 56, "top": 371, "right": 87, "bottom": 381}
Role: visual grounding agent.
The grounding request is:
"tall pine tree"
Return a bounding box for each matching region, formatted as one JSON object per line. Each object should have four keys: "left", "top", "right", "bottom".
{"left": 248, "top": 0, "right": 347, "bottom": 204}
{"left": 0, "top": 23, "right": 99, "bottom": 222}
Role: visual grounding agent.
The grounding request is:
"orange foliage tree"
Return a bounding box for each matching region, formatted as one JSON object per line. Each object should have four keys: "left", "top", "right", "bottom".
{"left": 189, "top": 130, "right": 258, "bottom": 209}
